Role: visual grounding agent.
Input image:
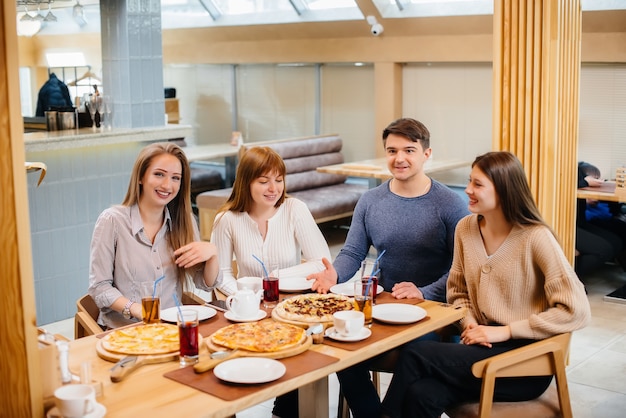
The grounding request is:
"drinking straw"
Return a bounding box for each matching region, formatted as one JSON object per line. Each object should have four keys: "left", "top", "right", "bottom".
{"left": 252, "top": 254, "right": 269, "bottom": 277}
{"left": 153, "top": 275, "right": 165, "bottom": 298}
{"left": 374, "top": 249, "right": 386, "bottom": 271}
{"left": 172, "top": 293, "right": 185, "bottom": 327}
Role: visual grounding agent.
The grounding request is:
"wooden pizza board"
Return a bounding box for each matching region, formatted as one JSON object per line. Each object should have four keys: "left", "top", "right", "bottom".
{"left": 271, "top": 309, "right": 334, "bottom": 330}
{"left": 205, "top": 333, "right": 312, "bottom": 359}
{"left": 96, "top": 337, "right": 180, "bottom": 363}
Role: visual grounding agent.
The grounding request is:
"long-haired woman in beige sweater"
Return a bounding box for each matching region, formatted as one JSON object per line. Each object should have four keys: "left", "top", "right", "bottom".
{"left": 381, "top": 151, "right": 591, "bottom": 417}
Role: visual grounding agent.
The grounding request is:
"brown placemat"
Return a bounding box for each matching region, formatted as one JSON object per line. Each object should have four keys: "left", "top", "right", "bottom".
{"left": 163, "top": 350, "right": 339, "bottom": 401}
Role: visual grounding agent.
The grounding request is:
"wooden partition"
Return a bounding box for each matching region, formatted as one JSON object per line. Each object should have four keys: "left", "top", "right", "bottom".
{"left": 1, "top": 1, "right": 42, "bottom": 416}
{"left": 493, "top": 0, "right": 581, "bottom": 262}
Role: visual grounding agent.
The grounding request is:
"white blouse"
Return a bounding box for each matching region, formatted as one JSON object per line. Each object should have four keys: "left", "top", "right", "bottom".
{"left": 211, "top": 198, "right": 331, "bottom": 296}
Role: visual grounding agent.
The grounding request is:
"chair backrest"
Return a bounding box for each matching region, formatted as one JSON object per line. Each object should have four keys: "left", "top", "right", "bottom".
{"left": 74, "top": 294, "right": 102, "bottom": 339}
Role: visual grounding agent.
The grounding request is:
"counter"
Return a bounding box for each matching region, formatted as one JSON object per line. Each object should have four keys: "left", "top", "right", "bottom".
{"left": 24, "top": 124, "right": 192, "bottom": 152}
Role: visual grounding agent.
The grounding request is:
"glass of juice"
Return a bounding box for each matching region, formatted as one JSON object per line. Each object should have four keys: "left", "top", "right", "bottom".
{"left": 140, "top": 281, "right": 161, "bottom": 324}
{"left": 177, "top": 309, "right": 199, "bottom": 367}
{"left": 354, "top": 281, "right": 373, "bottom": 327}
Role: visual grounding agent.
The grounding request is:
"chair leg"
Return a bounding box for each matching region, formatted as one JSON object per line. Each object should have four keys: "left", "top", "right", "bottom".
{"left": 552, "top": 351, "right": 573, "bottom": 418}
{"left": 477, "top": 375, "right": 495, "bottom": 418}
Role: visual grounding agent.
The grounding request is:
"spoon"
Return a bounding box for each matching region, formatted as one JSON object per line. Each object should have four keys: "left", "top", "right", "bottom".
{"left": 307, "top": 323, "right": 323, "bottom": 336}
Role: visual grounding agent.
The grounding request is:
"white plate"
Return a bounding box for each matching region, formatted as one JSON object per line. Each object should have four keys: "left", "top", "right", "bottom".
{"left": 330, "top": 281, "right": 383, "bottom": 296}
{"left": 279, "top": 277, "right": 313, "bottom": 292}
{"left": 224, "top": 310, "right": 267, "bottom": 322}
{"left": 47, "top": 402, "right": 107, "bottom": 418}
{"left": 160, "top": 305, "right": 217, "bottom": 323}
{"left": 214, "top": 357, "right": 286, "bottom": 384}
{"left": 325, "top": 326, "right": 372, "bottom": 342}
{"left": 372, "top": 304, "right": 427, "bottom": 324}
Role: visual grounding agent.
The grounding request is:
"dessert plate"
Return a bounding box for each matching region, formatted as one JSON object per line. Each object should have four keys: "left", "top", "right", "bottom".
{"left": 330, "top": 281, "right": 383, "bottom": 296}
{"left": 160, "top": 305, "right": 217, "bottom": 323}
{"left": 214, "top": 357, "right": 286, "bottom": 384}
{"left": 372, "top": 304, "right": 427, "bottom": 324}
{"left": 325, "top": 326, "right": 372, "bottom": 342}
{"left": 279, "top": 277, "right": 313, "bottom": 292}
{"left": 224, "top": 310, "right": 267, "bottom": 322}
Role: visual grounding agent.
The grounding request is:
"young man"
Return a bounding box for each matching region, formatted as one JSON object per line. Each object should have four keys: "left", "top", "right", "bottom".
{"left": 307, "top": 118, "right": 469, "bottom": 418}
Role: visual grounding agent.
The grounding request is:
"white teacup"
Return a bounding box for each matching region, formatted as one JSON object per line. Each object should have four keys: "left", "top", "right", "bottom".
{"left": 54, "top": 384, "right": 96, "bottom": 418}
{"left": 226, "top": 288, "right": 261, "bottom": 319}
{"left": 237, "top": 276, "right": 263, "bottom": 294}
{"left": 333, "top": 310, "right": 365, "bottom": 337}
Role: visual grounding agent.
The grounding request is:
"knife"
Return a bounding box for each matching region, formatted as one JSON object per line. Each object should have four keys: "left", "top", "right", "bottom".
{"left": 110, "top": 356, "right": 144, "bottom": 382}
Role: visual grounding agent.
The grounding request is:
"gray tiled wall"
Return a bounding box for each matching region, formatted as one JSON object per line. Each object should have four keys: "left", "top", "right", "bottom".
{"left": 27, "top": 142, "right": 144, "bottom": 325}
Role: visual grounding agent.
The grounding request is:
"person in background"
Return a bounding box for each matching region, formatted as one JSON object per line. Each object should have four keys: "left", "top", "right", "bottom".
{"left": 307, "top": 118, "right": 469, "bottom": 418}
{"left": 89, "top": 142, "right": 220, "bottom": 329}
{"left": 576, "top": 161, "right": 626, "bottom": 276}
{"left": 380, "top": 151, "right": 591, "bottom": 417}
{"left": 210, "top": 146, "right": 330, "bottom": 418}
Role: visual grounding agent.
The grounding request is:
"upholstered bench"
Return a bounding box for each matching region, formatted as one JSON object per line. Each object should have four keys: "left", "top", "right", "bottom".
{"left": 195, "top": 134, "right": 368, "bottom": 240}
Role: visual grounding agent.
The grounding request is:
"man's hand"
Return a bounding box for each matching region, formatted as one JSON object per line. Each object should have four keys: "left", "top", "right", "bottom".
{"left": 390, "top": 281, "right": 424, "bottom": 299}
{"left": 307, "top": 257, "right": 338, "bottom": 294}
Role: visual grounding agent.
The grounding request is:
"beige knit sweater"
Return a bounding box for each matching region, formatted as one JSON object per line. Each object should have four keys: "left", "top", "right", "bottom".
{"left": 447, "top": 214, "right": 591, "bottom": 340}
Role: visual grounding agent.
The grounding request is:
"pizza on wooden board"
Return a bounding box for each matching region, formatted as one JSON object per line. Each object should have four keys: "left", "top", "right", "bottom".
{"left": 273, "top": 293, "right": 354, "bottom": 323}
{"left": 210, "top": 320, "right": 306, "bottom": 352}
{"left": 101, "top": 323, "right": 179, "bottom": 355}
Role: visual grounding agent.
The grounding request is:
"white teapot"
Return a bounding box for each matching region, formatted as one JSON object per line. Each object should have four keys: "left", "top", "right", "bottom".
{"left": 225, "top": 288, "right": 262, "bottom": 319}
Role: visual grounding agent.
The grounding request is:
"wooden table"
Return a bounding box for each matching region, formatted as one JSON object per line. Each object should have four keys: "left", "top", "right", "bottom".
{"left": 577, "top": 182, "right": 626, "bottom": 303}
{"left": 576, "top": 182, "right": 626, "bottom": 203}
{"left": 183, "top": 143, "right": 240, "bottom": 187}
{"left": 316, "top": 157, "right": 471, "bottom": 187}
{"left": 61, "top": 299, "right": 464, "bottom": 418}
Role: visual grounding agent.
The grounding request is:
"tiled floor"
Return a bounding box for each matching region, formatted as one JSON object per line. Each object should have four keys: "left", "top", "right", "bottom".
{"left": 42, "top": 223, "right": 626, "bottom": 417}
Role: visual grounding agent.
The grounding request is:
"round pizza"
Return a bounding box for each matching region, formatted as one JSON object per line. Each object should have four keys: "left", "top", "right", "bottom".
{"left": 273, "top": 293, "right": 354, "bottom": 323}
{"left": 102, "top": 323, "right": 179, "bottom": 355}
{"left": 210, "top": 320, "right": 306, "bottom": 353}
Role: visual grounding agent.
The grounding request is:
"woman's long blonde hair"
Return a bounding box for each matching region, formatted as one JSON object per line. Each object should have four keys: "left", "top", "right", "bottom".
{"left": 123, "top": 142, "right": 194, "bottom": 284}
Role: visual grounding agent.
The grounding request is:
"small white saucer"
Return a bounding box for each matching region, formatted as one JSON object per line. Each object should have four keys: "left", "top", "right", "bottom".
{"left": 325, "top": 326, "right": 372, "bottom": 342}
{"left": 224, "top": 310, "right": 267, "bottom": 322}
{"left": 47, "top": 402, "right": 107, "bottom": 418}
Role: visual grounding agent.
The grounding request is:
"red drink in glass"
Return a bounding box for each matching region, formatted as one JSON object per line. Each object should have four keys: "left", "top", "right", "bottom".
{"left": 263, "top": 276, "right": 279, "bottom": 308}
{"left": 177, "top": 309, "right": 199, "bottom": 367}
{"left": 361, "top": 276, "right": 378, "bottom": 303}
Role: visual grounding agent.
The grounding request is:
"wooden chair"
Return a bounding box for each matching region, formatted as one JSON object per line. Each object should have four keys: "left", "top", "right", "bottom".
{"left": 74, "top": 294, "right": 102, "bottom": 339}
{"left": 446, "top": 332, "right": 573, "bottom": 418}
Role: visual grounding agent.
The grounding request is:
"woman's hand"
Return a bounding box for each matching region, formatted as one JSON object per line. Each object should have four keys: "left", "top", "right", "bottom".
{"left": 308, "top": 257, "right": 338, "bottom": 294}
{"left": 461, "top": 323, "right": 511, "bottom": 348}
{"left": 584, "top": 175, "right": 604, "bottom": 187}
{"left": 391, "top": 282, "right": 424, "bottom": 299}
{"left": 174, "top": 241, "right": 218, "bottom": 268}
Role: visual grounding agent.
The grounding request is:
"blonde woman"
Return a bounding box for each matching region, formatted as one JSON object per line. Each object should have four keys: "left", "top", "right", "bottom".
{"left": 89, "top": 142, "right": 220, "bottom": 329}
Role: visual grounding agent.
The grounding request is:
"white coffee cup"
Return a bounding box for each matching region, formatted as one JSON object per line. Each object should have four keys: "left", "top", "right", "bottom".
{"left": 54, "top": 384, "right": 96, "bottom": 418}
{"left": 226, "top": 288, "right": 261, "bottom": 319}
{"left": 237, "top": 276, "right": 263, "bottom": 294}
{"left": 333, "top": 310, "right": 365, "bottom": 337}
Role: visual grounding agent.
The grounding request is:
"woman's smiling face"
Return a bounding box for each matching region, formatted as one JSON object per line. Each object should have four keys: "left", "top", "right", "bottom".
{"left": 139, "top": 153, "right": 182, "bottom": 208}
{"left": 465, "top": 165, "right": 499, "bottom": 215}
